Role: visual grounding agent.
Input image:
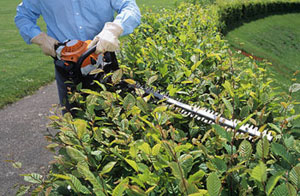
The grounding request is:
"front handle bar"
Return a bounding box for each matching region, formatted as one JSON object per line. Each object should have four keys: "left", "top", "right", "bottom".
{"left": 76, "top": 45, "right": 97, "bottom": 69}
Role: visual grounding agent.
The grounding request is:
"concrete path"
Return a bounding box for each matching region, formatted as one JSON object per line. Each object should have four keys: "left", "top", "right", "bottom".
{"left": 0, "top": 82, "right": 58, "bottom": 195}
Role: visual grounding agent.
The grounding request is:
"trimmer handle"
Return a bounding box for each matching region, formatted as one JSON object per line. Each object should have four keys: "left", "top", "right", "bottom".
{"left": 76, "top": 45, "right": 97, "bottom": 69}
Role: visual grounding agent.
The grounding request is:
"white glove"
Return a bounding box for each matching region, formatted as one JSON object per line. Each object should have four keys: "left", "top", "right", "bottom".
{"left": 31, "top": 32, "right": 59, "bottom": 57}
{"left": 89, "top": 22, "right": 123, "bottom": 54}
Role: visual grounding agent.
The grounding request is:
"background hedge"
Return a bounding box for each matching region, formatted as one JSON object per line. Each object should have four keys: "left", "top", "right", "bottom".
{"left": 215, "top": 0, "right": 300, "bottom": 33}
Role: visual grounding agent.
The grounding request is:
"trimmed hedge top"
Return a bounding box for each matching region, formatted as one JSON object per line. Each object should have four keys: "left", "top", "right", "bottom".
{"left": 215, "top": 0, "right": 300, "bottom": 33}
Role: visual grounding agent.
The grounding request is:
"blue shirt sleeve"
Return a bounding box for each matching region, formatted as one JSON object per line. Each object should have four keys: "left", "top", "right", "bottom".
{"left": 15, "top": 0, "right": 42, "bottom": 44}
{"left": 112, "top": 0, "right": 141, "bottom": 36}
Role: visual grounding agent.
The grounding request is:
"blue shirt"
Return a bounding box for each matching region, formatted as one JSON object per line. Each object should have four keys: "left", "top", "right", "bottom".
{"left": 15, "top": 0, "right": 141, "bottom": 44}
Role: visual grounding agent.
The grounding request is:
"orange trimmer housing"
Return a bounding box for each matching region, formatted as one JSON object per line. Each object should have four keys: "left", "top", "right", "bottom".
{"left": 59, "top": 40, "right": 99, "bottom": 68}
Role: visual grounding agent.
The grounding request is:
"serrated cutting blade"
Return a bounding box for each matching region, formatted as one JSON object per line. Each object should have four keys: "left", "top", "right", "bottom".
{"left": 140, "top": 86, "right": 272, "bottom": 141}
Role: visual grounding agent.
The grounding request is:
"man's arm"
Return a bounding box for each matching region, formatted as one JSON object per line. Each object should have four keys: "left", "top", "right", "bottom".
{"left": 111, "top": 0, "right": 141, "bottom": 36}
{"left": 89, "top": 0, "right": 141, "bottom": 53}
{"left": 14, "top": 0, "right": 42, "bottom": 44}
{"left": 15, "top": 1, "right": 58, "bottom": 57}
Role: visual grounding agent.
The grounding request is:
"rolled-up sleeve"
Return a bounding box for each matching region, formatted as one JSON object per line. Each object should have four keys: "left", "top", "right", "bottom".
{"left": 15, "top": 0, "right": 41, "bottom": 44}
{"left": 111, "top": 0, "right": 141, "bottom": 36}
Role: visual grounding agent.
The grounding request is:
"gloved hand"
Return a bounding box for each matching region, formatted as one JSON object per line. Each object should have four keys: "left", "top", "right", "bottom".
{"left": 89, "top": 22, "right": 123, "bottom": 54}
{"left": 31, "top": 32, "right": 58, "bottom": 57}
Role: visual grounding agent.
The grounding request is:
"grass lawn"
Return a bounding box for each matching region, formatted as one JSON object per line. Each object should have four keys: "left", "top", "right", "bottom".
{"left": 0, "top": 0, "right": 53, "bottom": 109}
{"left": 226, "top": 13, "right": 300, "bottom": 111}
{"left": 0, "top": 0, "right": 182, "bottom": 109}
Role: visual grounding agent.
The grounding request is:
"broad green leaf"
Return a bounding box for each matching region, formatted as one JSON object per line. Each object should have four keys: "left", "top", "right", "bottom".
{"left": 139, "top": 142, "right": 151, "bottom": 155}
{"left": 138, "top": 116, "right": 159, "bottom": 133}
{"left": 188, "top": 170, "right": 205, "bottom": 184}
{"left": 12, "top": 161, "right": 22, "bottom": 169}
{"left": 294, "top": 139, "right": 300, "bottom": 153}
{"left": 152, "top": 144, "right": 161, "bottom": 156}
{"left": 112, "top": 69, "right": 123, "bottom": 84}
{"left": 222, "top": 98, "right": 233, "bottom": 115}
{"left": 211, "top": 158, "right": 227, "bottom": 173}
{"left": 89, "top": 68, "right": 104, "bottom": 75}
{"left": 80, "top": 89, "right": 101, "bottom": 96}
{"left": 124, "top": 78, "right": 136, "bottom": 85}
{"left": 271, "top": 184, "right": 289, "bottom": 196}
{"left": 268, "top": 123, "right": 282, "bottom": 134}
{"left": 212, "top": 124, "right": 232, "bottom": 142}
{"left": 240, "top": 106, "right": 250, "bottom": 118}
{"left": 129, "top": 145, "right": 138, "bottom": 158}
{"left": 266, "top": 172, "right": 284, "bottom": 196}
{"left": 94, "top": 80, "right": 106, "bottom": 91}
{"left": 158, "top": 63, "right": 168, "bottom": 77}
{"left": 179, "top": 179, "right": 199, "bottom": 194}
{"left": 207, "top": 172, "right": 221, "bottom": 196}
{"left": 66, "top": 174, "right": 91, "bottom": 194}
{"left": 123, "top": 93, "right": 136, "bottom": 111}
{"left": 16, "top": 185, "right": 30, "bottom": 196}
{"left": 191, "top": 59, "right": 204, "bottom": 72}
{"left": 23, "top": 173, "right": 42, "bottom": 184}
{"left": 175, "top": 143, "right": 193, "bottom": 153}
{"left": 289, "top": 164, "right": 300, "bottom": 188}
{"left": 179, "top": 34, "right": 187, "bottom": 42}
{"left": 125, "top": 158, "right": 139, "bottom": 172}
{"left": 66, "top": 146, "right": 87, "bottom": 162}
{"left": 238, "top": 140, "right": 252, "bottom": 161}
{"left": 256, "top": 138, "right": 269, "bottom": 159}
{"left": 129, "top": 177, "right": 145, "bottom": 189}
{"left": 271, "top": 143, "right": 294, "bottom": 164}
{"left": 153, "top": 105, "right": 167, "bottom": 113}
{"left": 77, "top": 163, "right": 104, "bottom": 196}
{"left": 5, "top": 160, "right": 22, "bottom": 169}
{"left": 120, "top": 119, "right": 129, "bottom": 131}
{"left": 145, "top": 186, "right": 156, "bottom": 193}
{"left": 73, "top": 119, "right": 88, "bottom": 140}
{"left": 112, "top": 178, "right": 129, "bottom": 196}
{"left": 179, "top": 154, "right": 194, "bottom": 176}
{"left": 283, "top": 135, "right": 295, "bottom": 149}
{"left": 251, "top": 161, "right": 267, "bottom": 182}
{"left": 136, "top": 97, "right": 149, "bottom": 113}
{"left": 287, "top": 183, "right": 297, "bottom": 196}
{"left": 147, "top": 75, "right": 158, "bottom": 85}
{"left": 169, "top": 162, "right": 183, "bottom": 180}
{"left": 222, "top": 81, "right": 234, "bottom": 97}
{"left": 100, "top": 161, "right": 117, "bottom": 175}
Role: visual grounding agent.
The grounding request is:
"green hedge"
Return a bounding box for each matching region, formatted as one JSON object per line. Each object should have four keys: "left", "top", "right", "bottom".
{"left": 15, "top": 2, "right": 300, "bottom": 196}
{"left": 216, "top": 0, "right": 300, "bottom": 33}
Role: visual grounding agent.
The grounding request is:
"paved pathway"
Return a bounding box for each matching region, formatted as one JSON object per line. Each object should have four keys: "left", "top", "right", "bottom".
{"left": 0, "top": 82, "right": 58, "bottom": 195}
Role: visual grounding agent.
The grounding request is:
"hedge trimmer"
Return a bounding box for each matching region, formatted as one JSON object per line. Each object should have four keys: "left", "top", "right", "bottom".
{"left": 55, "top": 40, "right": 273, "bottom": 141}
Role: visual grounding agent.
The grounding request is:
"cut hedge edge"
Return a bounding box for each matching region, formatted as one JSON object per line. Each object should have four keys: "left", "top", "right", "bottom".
{"left": 214, "top": 0, "right": 300, "bottom": 34}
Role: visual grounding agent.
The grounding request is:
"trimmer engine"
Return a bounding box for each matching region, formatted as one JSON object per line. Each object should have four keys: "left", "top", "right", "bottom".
{"left": 56, "top": 40, "right": 97, "bottom": 69}
{"left": 54, "top": 40, "right": 119, "bottom": 87}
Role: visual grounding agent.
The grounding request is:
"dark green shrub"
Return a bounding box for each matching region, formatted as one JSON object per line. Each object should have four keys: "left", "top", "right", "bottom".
{"left": 217, "top": 0, "right": 300, "bottom": 34}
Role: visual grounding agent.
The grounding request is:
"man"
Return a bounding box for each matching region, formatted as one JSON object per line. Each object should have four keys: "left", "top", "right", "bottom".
{"left": 15, "top": 0, "right": 141, "bottom": 113}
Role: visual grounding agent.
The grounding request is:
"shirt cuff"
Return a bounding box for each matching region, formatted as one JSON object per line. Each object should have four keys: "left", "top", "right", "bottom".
{"left": 29, "top": 29, "right": 42, "bottom": 44}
